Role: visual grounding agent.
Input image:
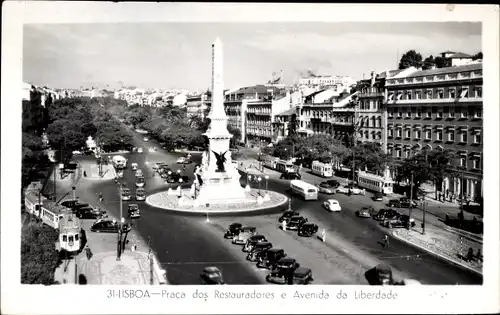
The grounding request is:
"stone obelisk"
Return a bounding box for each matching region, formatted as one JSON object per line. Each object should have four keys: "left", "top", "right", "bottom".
{"left": 196, "top": 37, "right": 246, "bottom": 204}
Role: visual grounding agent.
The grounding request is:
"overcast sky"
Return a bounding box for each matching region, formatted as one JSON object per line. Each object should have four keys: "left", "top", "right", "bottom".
{"left": 23, "top": 22, "right": 481, "bottom": 91}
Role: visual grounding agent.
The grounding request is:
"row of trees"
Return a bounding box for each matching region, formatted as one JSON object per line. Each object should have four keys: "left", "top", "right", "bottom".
{"left": 398, "top": 50, "right": 482, "bottom": 71}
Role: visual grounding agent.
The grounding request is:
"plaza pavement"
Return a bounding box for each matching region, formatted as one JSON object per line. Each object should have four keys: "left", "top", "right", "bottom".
{"left": 236, "top": 155, "right": 483, "bottom": 275}
{"left": 50, "top": 159, "right": 167, "bottom": 285}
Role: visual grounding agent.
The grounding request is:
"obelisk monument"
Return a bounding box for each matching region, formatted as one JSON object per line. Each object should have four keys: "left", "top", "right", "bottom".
{"left": 196, "top": 37, "right": 247, "bottom": 204}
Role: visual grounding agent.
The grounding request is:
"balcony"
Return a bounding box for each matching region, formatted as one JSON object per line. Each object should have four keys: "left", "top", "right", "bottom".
{"left": 331, "top": 121, "right": 354, "bottom": 126}
{"left": 386, "top": 97, "right": 482, "bottom": 105}
{"left": 386, "top": 71, "right": 483, "bottom": 86}
{"left": 359, "top": 92, "right": 384, "bottom": 98}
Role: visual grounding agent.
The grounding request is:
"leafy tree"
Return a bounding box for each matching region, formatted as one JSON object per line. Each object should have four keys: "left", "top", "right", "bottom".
{"left": 435, "top": 56, "right": 451, "bottom": 68}
{"left": 21, "top": 222, "right": 61, "bottom": 284}
{"left": 344, "top": 142, "right": 394, "bottom": 176}
{"left": 422, "top": 55, "right": 436, "bottom": 70}
{"left": 398, "top": 50, "right": 423, "bottom": 70}
{"left": 472, "top": 52, "right": 483, "bottom": 60}
{"left": 397, "top": 150, "right": 433, "bottom": 197}
{"left": 427, "top": 149, "right": 458, "bottom": 199}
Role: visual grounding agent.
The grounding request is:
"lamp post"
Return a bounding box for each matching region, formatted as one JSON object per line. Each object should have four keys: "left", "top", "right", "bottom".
{"left": 408, "top": 172, "right": 414, "bottom": 229}
{"left": 257, "top": 176, "right": 262, "bottom": 196}
{"left": 117, "top": 183, "right": 123, "bottom": 261}
{"left": 205, "top": 203, "right": 210, "bottom": 223}
{"left": 264, "top": 175, "right": 269, "bottom": 192}
{"left": 178, "top": 178, "right": 183, "bottom": 198}
{"left": 421, "top": 200, "right": 427, "bottom": 235}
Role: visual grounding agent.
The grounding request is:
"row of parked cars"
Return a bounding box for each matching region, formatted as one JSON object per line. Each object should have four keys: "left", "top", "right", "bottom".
{"left": 355, "top": 206, "right": 416, "bottom": 229}
{"left": 222, "top": 223, "right": 314, "bottom": 285}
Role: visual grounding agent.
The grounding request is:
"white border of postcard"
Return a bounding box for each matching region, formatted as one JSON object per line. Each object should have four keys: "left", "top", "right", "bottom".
{"left": 2, "top": 2, "right": 499, "bottom": 314}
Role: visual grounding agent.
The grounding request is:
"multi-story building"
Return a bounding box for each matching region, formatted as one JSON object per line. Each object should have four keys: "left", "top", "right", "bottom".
{"left": 385, "top": 63, "right": 483, "bottom": 200}
{"left": 272, "top": 106, "right": 297, "bottom": 142}
{"left": 299, "top": 75, "right": 357, "bottom": 88}
{"left": 186, "top": 92, "right": 211, "bottom": 119}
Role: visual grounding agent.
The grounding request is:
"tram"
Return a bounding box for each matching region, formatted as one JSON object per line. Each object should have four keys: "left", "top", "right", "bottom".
{"left": 357, "top": 169, "right": 394, "bottom": 195}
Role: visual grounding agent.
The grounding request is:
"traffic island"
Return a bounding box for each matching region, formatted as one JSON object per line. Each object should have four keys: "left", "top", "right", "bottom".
{"left": 145, "top": 189, "right": 288, "bottom": 214}
{"left": 391, "top": 227, "right": 483, "bottom": 276}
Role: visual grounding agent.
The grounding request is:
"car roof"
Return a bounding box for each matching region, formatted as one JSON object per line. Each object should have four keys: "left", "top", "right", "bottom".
{"left": 294, "top": 267, "right": 311, "bottom": 275}
{"left": 375, "top": 263, "right": 392, "bottom": 273}
{"left": 203, "top": 266, "right": 221, "bottom": 273}
{"left": 327, "top": 199, "right": 339, "bottom": 203}
{"left": 230, "top": 222, "right": 242, "bottom": 227}
{"left": 290, "top": 216, "right": 303, "bottom": 220}
{"left": 129, "top": 204, "right": 138, "bottom": 207}
{"left": 267, "top": 248, "right": 283, "bottom": 253}
{"left": 241, "top": 226, "right": 256, "bottom": 230}
{"left": 250, "top": 234, "right": 265, "bottom": 239}
{"left": 278, "top": 257, "right": 296, "bottom": 263}
{"left": 302, "top": 223, "right": 316, "bottom": 227}
{"left": 255, "top": 241, "right": 272, "bottom": 247}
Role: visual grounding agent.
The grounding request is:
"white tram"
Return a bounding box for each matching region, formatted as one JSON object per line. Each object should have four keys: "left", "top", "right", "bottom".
{"left": 57, "top": 214, "right": 82, "bottom": 254}
{"left": 311, "top": 161, "right": 333, "bottom": 178}
{"left": 357, "top": 168, "right": 394, "bottom": 195}
{"left": 40, "top": 201, "right": 71, "bottom": 229}
{"left": 262, "top": 155, "right": 278, "bottom": 170}
{"left": 275, "top": 159, "right": 295, "bottom": 173}
{"left": 24, "top": 184, "right": 48, "bottom": 217}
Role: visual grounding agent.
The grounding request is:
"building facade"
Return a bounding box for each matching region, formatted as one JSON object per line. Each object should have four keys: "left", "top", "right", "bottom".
{"left": 186, "top": 92, "right": 211, "bottom": 119}
{"left": 385, "top": 63, "right": 483, "bottom": 200}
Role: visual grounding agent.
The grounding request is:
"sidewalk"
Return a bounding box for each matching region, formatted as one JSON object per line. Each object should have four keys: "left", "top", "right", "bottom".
{"left": 80, "top": 162, "right": 116, "bottom": 181}
{"left": 392, "top": 225, "right": 483, "bottom": 275}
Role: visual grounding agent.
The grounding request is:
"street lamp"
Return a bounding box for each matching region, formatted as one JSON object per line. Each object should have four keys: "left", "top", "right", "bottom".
{"left": 421, "top": 200, "right": 427, "bottom": 235}
{"left": 117, "top": 184, "right": 123, "bottom": 261}
{"left": 205, "top": 203, "right": 210, "bottom": 223}
{"left": 264, "top": 175, "right": 269, "bottom": 192}
{"left": 178, "top": 178, "right": 183, "bottom": 198}
{"left": 257, "top": 176, "right": 262, "bottom": 196}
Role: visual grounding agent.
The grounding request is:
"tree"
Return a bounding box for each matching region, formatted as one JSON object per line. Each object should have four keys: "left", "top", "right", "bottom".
{"left": 435, "top": 56, "right": 451, "bottom": 68}
{"left": 397, "top": 151, "right": 433, "bottom": 197}
{"left": 472, "top": 52, "right": 483, "bottom": 60}
{"left": 21, "top": 222, "right": 61, "bottom": 284}
{"left": 422, "top": 55, "right": 436, "bottom": 70}
{"left": 427, "top": 149, "right": 458, "bottom": 199}
{"left": 344, "top": 142, "right": 394, "bottom": 176}
{"left": 398, "top": 50, "right": 423, "bottom": 70}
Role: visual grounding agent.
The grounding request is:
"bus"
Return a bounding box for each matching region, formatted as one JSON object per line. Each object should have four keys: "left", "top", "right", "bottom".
{"left": 290, "top": 180, "right": 319, "bottom": 201}
{"left": 357, "top": 169, "right": 394, "bottom": 195}
{"left": 57, "top": 213, "right": 82, "bottom": 254}
{"left": 311, "top": 161, "right": 333, "bottom": 178}
{"left": 275, "top": 160, "right": 295, "bottom": 173}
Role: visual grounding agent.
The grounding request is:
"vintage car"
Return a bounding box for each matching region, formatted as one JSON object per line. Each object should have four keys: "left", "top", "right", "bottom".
{"left": 347, "top": 185, "right": 364, "bottom": 195}
{"left": 242, "top": 235, "right": 268, "bottom": 252}
{"left": 297, "top": 223, "right": 319, "bottom": 237}
{"left": 246, "top": 242, "right": 273, "bottom": 262}
{"left": 153, "top": 162, "right": 164, "bottom": 171}
{"left": 318, "top": 182, "right": 336, "bottom": 194}
{"left": 280, "top": 172, "right": 301, "bottom": 180}
{"left": 373, "top": 209, "right": 400, "bottom": 221}
{"left": 127, "top": 204, "right": 141, "bottom": 218}
{"left": 223, "top": 223, "right": 243, "bottom": 239}
{"left": 398, "top": 197, "right": 418, "bottom": 208}
{"left": 232, "top": 226, "right": 257, "bottom": 245}
{"left": 278, "top": 210, "right": 300, "bottom": 223}
{"left": 383, "top": 214, "right": 416, "bottom": 228}
{"left": 323, "top": 199, "right": 342, "bottom": 212}
{"left": 372, "top": 192, "right": 384, "bottom": 201}
{"left": 131, "top": 163, "right": 139, "bottom": 171}
{"left": 90, "top": 219, "right": 131, "bottom": 233}
{"left": 137, "top": 147, "right": 143, "bottom": 153}
{"left": 356, "top": 206, "right": 375, "bottom": 218}
{"left": 326, "top": 180, "right": 340, "bottom": 188}
{"left": 143, "top": 137, "right": 149, "bottom": 142}
{"left": 286, "top": 216, "right": 308, "bottom": 230}
{"left": 256, "top": 248, "right": 287, "bottom": 269}
{"left": 372, "top": 264, "right": 394, "bottom": 285}
{"left": 200, "top": 266, "right": 225, "bottom": 285}
{"left": 135, "top": 176, "right": 145, "bottom": 188}
{"left": 135, "top": 188, "right": 146, "bottom": 201}
{"left": 75, "top": 206, "right": 106, "bottom": 220}
{"left": 135, "top": 169, "right": 143, "bottom": 177}
{"left": 265, "top": 258, "right": 302, "bottom": 284}
{"left": 121, "top": 188, "right": 131, "bottom": 201}
{"left": 176, "top": 157, "right": 187, "bottom": 164}
{"left": 395, "top": 278, "right": 422, "bottom": 285}
{"left": 335, "top": 185, "right": 351, "bottom": 194}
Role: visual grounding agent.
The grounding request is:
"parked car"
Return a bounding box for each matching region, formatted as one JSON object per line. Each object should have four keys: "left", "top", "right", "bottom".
{"left": 223, "top": 223, "right": 242, "bottom": 239}
{"left": 280, "top": 172, "right": 301, "bottom": 180}
{"left": 232, "top": 226, "right": 257, "bottom": 245}
{"left": 246, "top": 242, "right": 273, "bottom": 262}
{"left": 287, "top": 216, "right": 308, "bottom": 230}
{"left": 399, "top": 197, "right": 418, "bottom": 208}
{"left": 153, "top": 162, "right": 164, "bottom": 171}
{"left": 336, "top": 186, "right": 350, "bottom": 194}
{"left": 373, "top": 263, "right": 394, "bottom": 285}
{"left": 143, "top": 137, "right": 149, "bottom": 142}
{"left": 60, "top": 199, "right": 87, "bottom": 209}
{"left": 278, "top": 210, "right": 300, "bottom": 223}
{"left": 326, "top": 180, "right": 340, "bottom": 188}
{"left": 135, "top": 176, "right": 145, "bottom": 188}
{"left": 265, "top": 258, "right": 301, "bottom": 284}
{"left": 373, "top": 209, "right": 400, "bottom": 221}
{"left": 318, "top": 182, "right": 336, "bottom": 194}
{"left": 90, "top": 219, "right": 131, "bottom": 233}
{"left": 127, "top": 204, "right": 141, "bottom": 219}
{"left": 137, "top": 147, "right": 143, "bottom": 153}
{"left": 75, "top": 207, "right": 106, "bottom": 219}
{"left": 383, "top": 214, "right": 416, "bottom": 228}
{"left": 356, "top": 206, "right": 375, "bottom": 218}
{"left": 386, "top": 199, "right": 401, "bottom": 208}
{"left": 135, "top": 169, "right": 143, "bottom": 177}
{"left": 243, "top": 235, "right": 268, "bottom": 252}
{"left": 135, "top": 188, "right": 146, "bottom": 201}
{"left": 290, "top": 267, "right": 314, "bottom": 285}
{"left": 372, "top": 192, "right": 384, "bottom": 201}
{"left": 256, "top": 248, "right": 287, "bottom": 269}
{"left": 200, "top": 266, "right": 225, "bottom": 285}
{"left": 297, "top": 223, "right": 319, "bottom": 237}
{"left": 121, "top": 188, "right": 131, "bottom": 201}
{"left": 323, "top": 199, "right": 341, "bottom": 212}
{"left": 347, "top": 185, "right": 364, "bottom": 195}
{"left": 131, "top": 163, "right": 138, "bottom": 171}
{"left": 176, "top": 157, "right": 187, "bottom": 164}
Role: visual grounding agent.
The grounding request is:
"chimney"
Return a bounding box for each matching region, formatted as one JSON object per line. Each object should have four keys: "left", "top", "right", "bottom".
{"left": 370, "top": 70, "right": 376, "bottom": 87}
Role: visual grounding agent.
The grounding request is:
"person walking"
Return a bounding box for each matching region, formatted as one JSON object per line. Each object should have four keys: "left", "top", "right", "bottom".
{"left": 382, "top": 234, "right": 390, "bottom": 248}
{"left": 83, "top": 170, "right": 87, "bottom": 177}
{"left": 98, "top": 192, "right": 103, "bottom": 203}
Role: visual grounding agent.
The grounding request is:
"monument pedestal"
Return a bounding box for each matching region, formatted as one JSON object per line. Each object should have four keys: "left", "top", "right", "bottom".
{"left": 196, "top": 171, "right": 247, "bottom": 205}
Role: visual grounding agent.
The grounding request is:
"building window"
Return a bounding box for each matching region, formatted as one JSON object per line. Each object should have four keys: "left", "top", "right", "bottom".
{"left": 426, "top": 90, "right": 432, "bottom": 99}
{"left": 474, "top": 108, "right": 482, "bottom": 118}
{"left": 416, "top": 108, "right": 422, "bottom": 118}
{"left": 448, "top": 131, "right": 455, "bottom": 142}
{"left": 388, "top": 128, "right": 393, "bottom": 137}
{"left": 426, "top": 109, "right": 432, "bottom": 118}
{"left": 449, "top": 88, "right": 456, "bottom": 99}
{"left": 436, "top": 111, "right": 443, "bottom": 119}
{"left": 415, "top": 91, "right": 421, "bottom": 99}
{"left": 405, "top": 129, "right": 411, "bottom": 139}
{"left": 460, "top": 108, "right": 468, "bottom": 119}
{"left": 388, "top": 93, "right": 394, "bottom": 101}
{"left": 472, "top": 158, "right": 480, "bottom": 170}
{"left": 396, "top": 128, "right": 402, "bottom": 138}
{"left": 388, "top": 109, "right": 393, "bottom": 118}
{"left": 474, "top": 133, "right": 481, "bottom": 144}
{"left": 437, "top": 90, "right": 444, "bottom": 99}
{"left": 459, "top": 156, "right": 466, "bottom": 167}
{"left": 460, "top": 87, "right": 469, "bottom": 98}
{"left": 396, "top": 92, "right": 403, "bottom": 100}
{"left": 436, "top": 130, "right": 443, "bottom": 141}
{"left": 407, "top": 91, "right": 412, "bottom": 100}
{"left": 388, "top": 147, "right": 393, "bottom": 155}
{"left": 475, "top": 87, "right": 482, "bottom": 98}
{"left": 406, "top": 108, "right": 411, "bottom": 118}
{"left": 415, "top": 130, "right": 421, "bottom": 139}
{"left": 449, "top": 108, "right": 455, "bottom": 118}
{"left": 396, "top": 149, "right": 401, "bottom": 158}
{"left": 398, "top": 109, "right": 403, "bottom": 118}
{"left": 460, "top": 132, "right": 468, "bottom": 143}
{"left": 425, "top": 130, "right": 432, "bottom": 140}
{"left": 404, "top": 150, "right": 410, "bottom": 158}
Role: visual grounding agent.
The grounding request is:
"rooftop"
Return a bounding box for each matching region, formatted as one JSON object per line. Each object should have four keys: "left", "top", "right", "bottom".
{"left": 449, "top": 52, "right": 473, "bottom": 59}
{"left": 404, "top": 62, "right": 482, "bottom": 78}
{"left": 276, "top": 106, "right": 296, "bottom": 116}
{"left": 231, "top": 85, "right": 279, "bottom": 95}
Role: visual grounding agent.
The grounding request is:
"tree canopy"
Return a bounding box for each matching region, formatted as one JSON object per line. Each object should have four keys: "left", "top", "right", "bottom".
{"left": 398, "top": 50, "right": 423, "bottom": 70}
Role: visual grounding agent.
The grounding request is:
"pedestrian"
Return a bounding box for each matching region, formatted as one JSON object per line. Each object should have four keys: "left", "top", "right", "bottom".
{"left": 466, "top": 247, "right": 474, "bottom": 262}
{"left": 382, "top": 234, "right": 390, "bottom": 248}
{"left": 446, "top": 189, "right": 449, "bottom": 199}
{"left": 83, "top": 170, "right": 87, "bottom": 177}
{"left": 85, "top": 245, "right": 93, "bottom": 260}
{"left": 476, "top": 248, "right": 482, "bottom": 262}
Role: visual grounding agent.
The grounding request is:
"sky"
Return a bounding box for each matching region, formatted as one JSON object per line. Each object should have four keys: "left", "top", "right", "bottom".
{"left": 23, "top": 22, "right": 481, "bottom": 92}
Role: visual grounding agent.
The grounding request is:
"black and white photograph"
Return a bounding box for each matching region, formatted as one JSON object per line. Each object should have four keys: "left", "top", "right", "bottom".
{"left": 2, "top": 2, "right": 499, "bottom": 315}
